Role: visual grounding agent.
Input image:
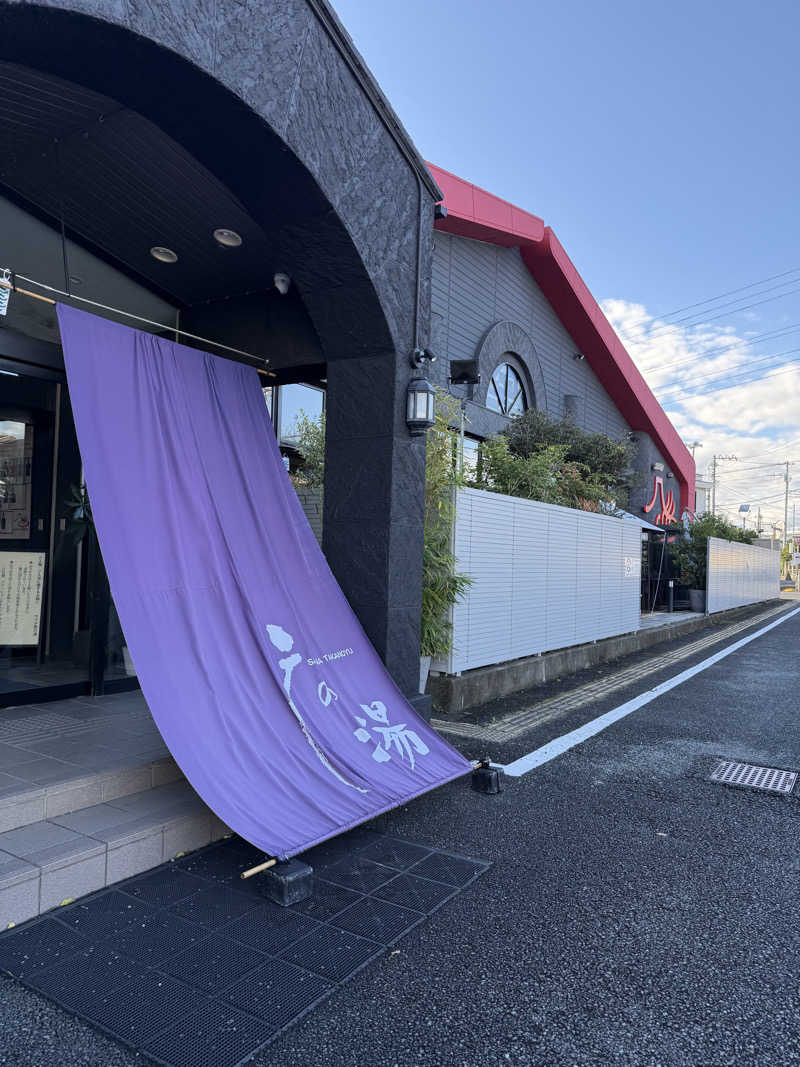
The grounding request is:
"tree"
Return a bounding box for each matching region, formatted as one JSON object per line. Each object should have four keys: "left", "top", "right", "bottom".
{"left": 670, "top": 513, "right": 758, "bottom": 589}
{"left": 291, "top": 410, "right": 326, "bottom": 489}
{"left": 502, "top": 408, "right": 635, "bottom": 507}
{"left": 421, "top": 392, "right": 472, "bottom": 658}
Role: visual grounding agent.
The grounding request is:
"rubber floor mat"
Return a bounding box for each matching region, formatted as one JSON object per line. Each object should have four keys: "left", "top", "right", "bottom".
{"left": 0, "top": 831, "right": 489, "bottom": 1066}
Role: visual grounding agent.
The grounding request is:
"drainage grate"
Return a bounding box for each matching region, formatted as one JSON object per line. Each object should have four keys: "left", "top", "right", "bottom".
{"left": 159, "top": 931, "right": 267, "bottom": 993}
{"left": 3, "top": 833, "right": 488, "bottom": 1066}
{"left": 357, "top": 837, "right": 432, "bottom": 871}
{"left": 122, "top": 867, "right": 209, "bottom": 908}
{"left": 144, "top": 999, "right": 276, "bottom": 1067}
{"left": 320, "top": 855, "right": 397, "bottom": 894}
{"left": 0, "top": 918, "right": 86, "bottom": 978}
{"left": 27, "top": 946, "right": 147, "bottom": 1013}
{"left": 222, "top": 956, "right": 331, "bottom": 1028}
{"left": 331, "top": 896, "right": 425, "bottom": 945}
{"left": 289, "top": 879, "right": 362, "bottom": 921}
{"left": 101, "top": 911, "right": 204, "bottom": 967}
{"left": 710, "top": 760, "right": 797, "bottom": 794}
{"left": 56, "top": 891, "right": 154, "bottom": 939}
{"left": 408, "top": 851, "right": 487, "bottom": 888}
{"left": 91, "top": 971, "right": 208, "bottom": 1046}
{"left": 223, "top": 903, "right": 320, "bottom": 955}
{"left": 280, "top": 924, "right": 384, "bottom": 982}
{"left": 372, "top": 872, "right": 459, "bottom": 915}
{"left": 167, "top": 885, "right": 260, "bottom": 929}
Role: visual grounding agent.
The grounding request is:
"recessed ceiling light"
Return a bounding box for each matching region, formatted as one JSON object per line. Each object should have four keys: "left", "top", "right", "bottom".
{"left": 150, "top": 246, "right": 178, "bottom": 263}
{"left": 213, "top": 229, "right": 242, "bottom": 248}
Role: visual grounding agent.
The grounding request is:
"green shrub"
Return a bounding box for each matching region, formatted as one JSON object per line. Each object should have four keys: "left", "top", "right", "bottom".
{"left": 670, "top": 513, "right": 757, "bottom": 588}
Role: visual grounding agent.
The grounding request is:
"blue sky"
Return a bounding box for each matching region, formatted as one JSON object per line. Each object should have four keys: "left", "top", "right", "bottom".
{"left": 334, "top": 0, "right": 800, "bottom": 529}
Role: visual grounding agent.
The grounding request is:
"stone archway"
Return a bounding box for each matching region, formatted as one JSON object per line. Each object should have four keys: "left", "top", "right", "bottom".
{"left": 0, "top": 0, "right": 439, "bottom": 698}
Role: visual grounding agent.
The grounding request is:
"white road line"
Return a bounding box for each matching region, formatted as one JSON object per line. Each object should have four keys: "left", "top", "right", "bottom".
{"left": 501, "top": 605, "right": 800, "bottom": 778}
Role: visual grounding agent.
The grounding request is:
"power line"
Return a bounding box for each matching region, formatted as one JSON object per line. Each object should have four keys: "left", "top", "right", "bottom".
{"left": 655, "top": 344, "right": 800, "bottom": 402}
{"left": 628, "top": 321, "right": 800, "bottom": 381}
{"left": 621, "top": 283, "right": 800, "bottom": 346}
{"left": 613, "top": 265, "right": 800, "bottom": 336}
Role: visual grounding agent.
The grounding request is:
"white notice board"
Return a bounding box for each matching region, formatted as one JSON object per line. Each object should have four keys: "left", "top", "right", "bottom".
{"left": 0, "top": 551, "right": 46, "bottom": 645}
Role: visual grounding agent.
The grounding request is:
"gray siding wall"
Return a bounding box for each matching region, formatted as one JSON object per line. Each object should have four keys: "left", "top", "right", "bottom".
{"left": 431, "top": 232, "right": 631, "bottom": 442}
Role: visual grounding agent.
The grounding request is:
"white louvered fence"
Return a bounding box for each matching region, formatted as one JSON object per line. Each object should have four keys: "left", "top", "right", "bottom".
{"left": 432, "top": 487, "right": 643, "bottom": 676}
{"left": 706, "top": 537, "right": 780, "bottom": 614}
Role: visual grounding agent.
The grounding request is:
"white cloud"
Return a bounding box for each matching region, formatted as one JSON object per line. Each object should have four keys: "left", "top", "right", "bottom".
{"left": 602, "top": 298, "right": 800, "bottom": 532}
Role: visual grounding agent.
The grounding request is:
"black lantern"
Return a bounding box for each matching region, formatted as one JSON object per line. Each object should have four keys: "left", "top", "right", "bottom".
{"left": 406, "top": 377, "right": 436, "bottom": 436}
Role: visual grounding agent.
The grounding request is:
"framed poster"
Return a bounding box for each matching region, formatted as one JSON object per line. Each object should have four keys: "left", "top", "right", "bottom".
{"left": 0, "top": 551, "right": 46, "bottom": 646}
{"left": 0, "top": 421, "right": 34, "bottom": 540}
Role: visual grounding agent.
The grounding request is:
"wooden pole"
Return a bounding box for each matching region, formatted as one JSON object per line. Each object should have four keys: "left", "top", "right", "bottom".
{"left": 240, "top": 857, "right": 278, "bottom": 880}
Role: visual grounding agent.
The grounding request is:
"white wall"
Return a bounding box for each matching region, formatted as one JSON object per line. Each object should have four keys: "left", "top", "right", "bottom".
{"left": 434, "top": 487, "right": 643, "bottom": 675}
{"left": 706, "top": 537, "right": 780, "bottom": 613}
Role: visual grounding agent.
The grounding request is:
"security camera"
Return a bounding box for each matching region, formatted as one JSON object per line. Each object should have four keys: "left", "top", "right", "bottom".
{"left": 274, "top": 272, "right": 291, "bottom": 295}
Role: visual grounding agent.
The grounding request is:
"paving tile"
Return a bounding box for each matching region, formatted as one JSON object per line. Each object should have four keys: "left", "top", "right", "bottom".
{"left": 0, "top": 793, "right": 46, "bottom": 834}
{"left": 151, "top": 758, "right": 183, "bottom": 788}
{"left": 44, "top": 780, "right": 104, "bottom": 819}
{"left": 11, "top": 758, "right": 85, "bottom": 785}
{"left": 100, "top": 766, "right": 151, "bottom": 802}
{"left": 107, "top": 832, "right": 164, "bottom": 883}
{"left": 0, "top": 872, "right": 41, "bottom": 929}
{"left": 0, "top": 820, "right": 86, "bottom": 857}
{"left": 51, "top": 802, "right": 150, "bottom": 837}
{"left": 107, "top": 781, "right": 197, "bottom": 816}
{"left": 40, "top": 853, "right": 107, "bottom": 912}
{"left": 163, "top": 812, "right": 212, "bottom": 859}
{"left": 0, "top": 850, "right": 38, "bottom": 890}
{"left": 0, "top": 744, "right": 42, "bottom": 771}
{"left": 0, "top": 772, "right": 28, "bottom": 791}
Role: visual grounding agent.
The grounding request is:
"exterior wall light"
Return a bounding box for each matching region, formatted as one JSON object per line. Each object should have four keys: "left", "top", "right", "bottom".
{"left": 274, "top": 272, "right": 291, "bottom": 295}
{"left": 406, "top": 377, "right": 436, "bottom": 436}
{"left": 573, "top": 352, "right": 585, "bottom": 361}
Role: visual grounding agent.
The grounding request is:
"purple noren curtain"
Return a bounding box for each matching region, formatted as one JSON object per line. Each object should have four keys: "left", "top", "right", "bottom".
{"left": 57, "top": 305, "right": 469, "bottom": 858}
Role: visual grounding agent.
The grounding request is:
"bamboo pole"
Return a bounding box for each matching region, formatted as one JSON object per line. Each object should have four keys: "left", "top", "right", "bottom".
{"left": 240, "top": 857, "right": 278, "bottom": 880}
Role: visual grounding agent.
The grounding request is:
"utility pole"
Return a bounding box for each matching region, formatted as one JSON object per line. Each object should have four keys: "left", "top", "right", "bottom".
{"left": 757, "top": 507, "right": 762, "bottom": 535}
{"left": 711, "top": 454, "right": 737, "bottom": 517}
{"left": 785, "top": 460, "right": 790, "bottom": 548}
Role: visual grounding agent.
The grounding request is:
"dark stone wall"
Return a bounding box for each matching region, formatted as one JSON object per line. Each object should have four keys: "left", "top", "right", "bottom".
{"left": 627, "top": 432, "right": 678, "bottom": 520}
{"left": 0, "top": 0, "right": 438, "bottom": 696}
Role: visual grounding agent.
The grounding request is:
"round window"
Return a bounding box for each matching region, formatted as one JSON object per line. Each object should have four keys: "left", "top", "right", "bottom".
{"left": 487, "top": 362, "right": 527, "bottom": 416}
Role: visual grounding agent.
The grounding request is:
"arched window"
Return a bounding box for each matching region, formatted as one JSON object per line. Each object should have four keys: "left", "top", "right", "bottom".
{"left": 487, "top": 362, "right": 527, "bottom": 416}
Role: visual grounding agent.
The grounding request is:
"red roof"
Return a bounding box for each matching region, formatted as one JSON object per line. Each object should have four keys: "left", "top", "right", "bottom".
{"left": 427, "top": 162, "right": 695, "bottom": 513}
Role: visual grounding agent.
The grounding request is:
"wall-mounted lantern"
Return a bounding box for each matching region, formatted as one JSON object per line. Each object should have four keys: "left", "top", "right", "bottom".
{"left": 406, "top": 377, "right": 436, "bottom": 436}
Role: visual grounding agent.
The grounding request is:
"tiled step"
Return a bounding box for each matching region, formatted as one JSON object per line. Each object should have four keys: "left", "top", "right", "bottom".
{"left": 0, "top": 782, "right": 231, "bottom": 929}
{"left": 0, "top": 692, "right": 184, "bottom": 834}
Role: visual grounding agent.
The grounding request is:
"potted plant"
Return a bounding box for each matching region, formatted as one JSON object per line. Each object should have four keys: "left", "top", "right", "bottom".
{"left": 670, "top": 513, "right": 758, "bottom": 613}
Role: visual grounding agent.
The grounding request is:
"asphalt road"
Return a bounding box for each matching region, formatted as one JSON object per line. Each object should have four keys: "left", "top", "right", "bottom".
{"left": 3, "top": 602, "right": 800, "bottom": 1066}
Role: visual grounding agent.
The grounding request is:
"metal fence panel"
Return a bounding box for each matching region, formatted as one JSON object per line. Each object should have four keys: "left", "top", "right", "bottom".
{"left": 434, "top": 487, "right": 642, "bottom": 674}
{"left": 706, "top": 537, "right": 781, "bottom": 613}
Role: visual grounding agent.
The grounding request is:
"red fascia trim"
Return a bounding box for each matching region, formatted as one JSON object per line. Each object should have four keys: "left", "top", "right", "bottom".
{"left": 427, "top": 162, "right": 695, "bottom": 512}
{"left": 427, "top": 162, "right": 545, "bottom": 246}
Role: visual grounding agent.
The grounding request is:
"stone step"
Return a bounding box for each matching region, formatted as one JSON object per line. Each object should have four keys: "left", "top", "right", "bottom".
{"left": 0, "top": 781, "right": 230, "bottom": 929}
{"left": 0, "top": 692, "right": 183, "bottom": 835}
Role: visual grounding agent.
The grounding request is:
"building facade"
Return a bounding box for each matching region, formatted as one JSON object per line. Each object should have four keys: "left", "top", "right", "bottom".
{"left": 0, "top": 2, "right": 694, "bottom": 718}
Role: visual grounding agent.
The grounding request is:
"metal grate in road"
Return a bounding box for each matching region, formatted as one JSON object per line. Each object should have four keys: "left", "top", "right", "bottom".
{"left": 710, "top": 760, "right": 797, "bottom": 794}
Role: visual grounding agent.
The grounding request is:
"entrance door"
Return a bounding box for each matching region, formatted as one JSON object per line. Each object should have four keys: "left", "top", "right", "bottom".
{"left": 0, "top": 358, "right": 138, "bottom": 706}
